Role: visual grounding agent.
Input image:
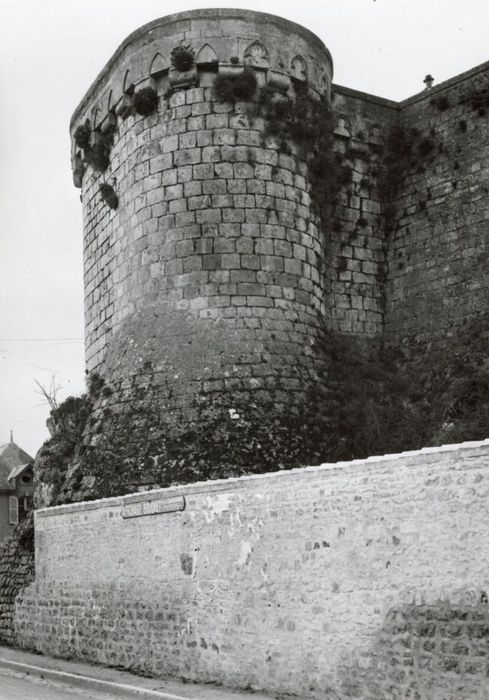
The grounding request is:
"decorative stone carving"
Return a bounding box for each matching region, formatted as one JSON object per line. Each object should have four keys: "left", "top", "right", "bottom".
{"left": 196, "top": 43, "right": 217, "bottom": 64}
{"left": 334, "top": 117, "right": 351, "bottom": 138}
{"left": 168, "top": 66, "right": 198, "bottom": 89}
{"left": 218, "top": 64, "right": 244, "bottom": 79}
{"left": 123, "top": 69, "right": 134, "bottom": 94}
{"left": 291, "top": 55, "right": 307, "bottom": 81}
{"left": 116, "top": 93, "right": 133, "bottom": 119}
{"left": 149, "top": 53, "right": 167, "bottom": 77}
{"left": 267, "top": 70, "right": 291, "bottom": 93}
{"left": 101, "top": 111, "right": 117, "bottom": 135}
{"left": 368, "top": 125, "right": 383, "bottom": 146}
{"left": 244, "top": 41, "right": 269, "bottom": 68}
{"left": 72, "top": 152, "right": 85, "bottom": 188}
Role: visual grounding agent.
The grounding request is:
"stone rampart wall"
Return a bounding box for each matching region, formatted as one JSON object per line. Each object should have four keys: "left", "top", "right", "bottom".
{"left": 384, "top": 61, "right": 489, "bottom": 347}
{"left": 15, "top": 442, "right": 489, "bottom": 699}
{"left": 329, "top": 87, "right": 398, "bottom": 337}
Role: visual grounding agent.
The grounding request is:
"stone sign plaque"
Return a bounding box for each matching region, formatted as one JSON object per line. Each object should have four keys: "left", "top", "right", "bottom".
{"left": 122, "top": 495, "right": 185, "bottom": 519}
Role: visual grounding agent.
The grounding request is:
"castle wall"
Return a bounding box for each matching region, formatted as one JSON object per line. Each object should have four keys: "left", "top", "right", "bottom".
{"left": 74, "top": 9, "right": 335, "bottom": 449}
{"left": 384, "top": 61, "right": 489, "bottom": 347}
{"left": 329, "top": 87, "right": 398, "bottom": 337}
{"left": 15, "top": 441, "right": 489, "bottom": 699}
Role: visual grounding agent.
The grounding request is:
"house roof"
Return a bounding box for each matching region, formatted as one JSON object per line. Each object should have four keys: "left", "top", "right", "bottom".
{"left": 0, "top": 441, "right": 34, "bottom": 491}
{"left": 7, "top": 463, "right": 32, "bottom": 484}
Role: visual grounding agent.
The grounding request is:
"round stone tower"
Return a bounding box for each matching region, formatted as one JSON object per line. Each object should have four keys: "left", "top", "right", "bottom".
{"left": 70, "top": 9, "right": 334, "bottom": 490}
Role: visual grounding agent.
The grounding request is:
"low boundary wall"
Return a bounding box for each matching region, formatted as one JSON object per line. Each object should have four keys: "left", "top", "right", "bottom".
{"left": 15, "top": 441, "right": 489, "bottom": 699}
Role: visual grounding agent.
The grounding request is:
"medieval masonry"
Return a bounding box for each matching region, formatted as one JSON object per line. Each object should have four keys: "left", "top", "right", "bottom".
{"left": 2, "top": 9, "right": 489, "bottom": 700}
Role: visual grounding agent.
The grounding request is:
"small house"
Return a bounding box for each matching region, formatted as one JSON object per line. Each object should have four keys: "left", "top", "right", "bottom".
{"left": 0, "top": 434, "right": 34, "bottom": 546}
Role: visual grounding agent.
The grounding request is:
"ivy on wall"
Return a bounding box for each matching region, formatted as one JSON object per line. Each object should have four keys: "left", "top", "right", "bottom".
{"left": 32, "top": 312, "right": 489, "bottom": 508}
{"left": 213, "top": 74, "right": 351, "bottom": 233}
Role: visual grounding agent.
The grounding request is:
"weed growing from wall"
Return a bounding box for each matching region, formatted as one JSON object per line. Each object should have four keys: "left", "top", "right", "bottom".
{"left": 171, "top": 45, "right": 195, "bottom": 72}
{"left": 431, "top": 96, "right": 450, "bottom": 112}
{"left": 99, "top": 183, "right": 119, "bottom": 209}
{"left": 459, "top": 86, "right": 489, "bottom": 116}
{"left": 213, "top": 69, "right": 257, "bottom": 103}
{"left": 83, "top": 130, "right": 113, "bottom": 172}
{"left": 133, "top": 87, "right": 158, "bottom": 116}
{"left": 34, "top": 373, "right": 105, "bottom": 507}
{"left": 74, "top": 121, "right": 91, "bottom": 150}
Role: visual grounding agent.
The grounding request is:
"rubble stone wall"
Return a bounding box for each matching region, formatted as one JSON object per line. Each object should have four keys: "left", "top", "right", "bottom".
{"left": 15, "top": 442, "right": 489, "bottom": 699}
{"left": 0, "top": 515, "right": 34, "bottom": 644}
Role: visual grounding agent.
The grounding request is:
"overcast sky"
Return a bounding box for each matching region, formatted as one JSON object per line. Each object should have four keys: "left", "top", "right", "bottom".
{"left": 1, "top": 0, "right": 488, "bottom": 458}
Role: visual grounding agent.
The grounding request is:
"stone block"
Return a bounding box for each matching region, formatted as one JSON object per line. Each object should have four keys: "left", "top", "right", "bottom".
{"left": 185, "top": 88, "right": 204, "bottom": 104}
{"left": 221, "top": 253, "right": 240, "bottom": 269}
{"left": 211, "top": 194, "right": 234, "bottom": 208}
{"left": 214, "top": 238, "right": 236, "bottom": 254}
{"left": 222, "top": 208, "right": 245, "bottom": 223}
{"left": 227, "top": 180, "right": 247, "bottom": 194}
{"left": 238, "top": 282, "right": 266, "bottom": 296}
{"left": 214, "top": 162, "right": 234, "bottom": 179}
{"left": 162, "top": 169, "right": 178, "bottom": 186}
{"left": 165, "top": 184, "right": 183, "bottom": 201}
{"left": 161, "top": 136, "right": 179, "bottom": 153}
{"left": 241, "top": 254, "right": 261, "bottom": 270}
{"left": 202, "top": 254, "right": 222, "bottom": 270}
{"left": 203, "top": 179, "right": 227, "bottom": 195}
{"left": 174, "top": 148, "right": 201, "bottom": 166}
{"left": 179, "top": 132, "right": 197, "bottom": 149}
{"left": 184, "top": 181, "right": 202, "bottom": 198}
{"left": 183, "top": 256, "right": 203, "bottom": 273}
{"left": 214, "top": 129, "right": 236, "bottom": 146}
{"left": 193, "top": 163, "right": 215, "bottom": 179}
{"left": 196, "top": 209, "right": 222, "bottom": 224}
{"left": 206, "top": 113, "right": 229, "bottom": 129}
{"left": 202, "top": 146, "right": 222, "bottom": 163}
{"left": 169, "top": 199, "right": 187, "bottom": 213}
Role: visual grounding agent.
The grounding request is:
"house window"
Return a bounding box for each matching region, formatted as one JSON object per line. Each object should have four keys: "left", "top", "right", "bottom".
{"left": 8, "top": 496, "right": 18, "bottom": 525}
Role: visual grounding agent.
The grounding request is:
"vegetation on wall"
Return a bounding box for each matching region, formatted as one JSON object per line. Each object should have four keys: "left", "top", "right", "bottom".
{"left": 133, "top": 87, "right": 159, "bottom": 117}
{"left": 73, "top": 114, "right": 117, "bottom": 175}
{"left": 74, "top": 121, "right": 91, "bottom": 150}
{"left": 33, "top": 311, "right": 489, "bottom": 507}
{"left": 459, "top": 85, "right": 489, "bottom": 116}
{"left": 99, "top": 182, "right": 119, "bottom": 209}
{"left": 84, "top": 131, "right": 113, "bottom": 172}
{"left": 431, "top": 95, "right": 450, "bottom": 112}
{"left": 213, "top": 75, "right": 350, "bottom": 232}
{"left": 213, "top": 69, "right": 258, "bottom": 103}
{"left": 170, "top": 45, "right": 195, "bottom": 72}
{"left": 256, "top": 83, "right": 351, "bottom": 230}
{"left": 34, "top": 374, "right": 103, "bottom": 507}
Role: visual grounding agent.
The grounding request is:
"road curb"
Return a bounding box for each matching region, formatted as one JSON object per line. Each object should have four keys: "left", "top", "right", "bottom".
{"left": 0, "top": 657, "right": 193, "bottom": 699}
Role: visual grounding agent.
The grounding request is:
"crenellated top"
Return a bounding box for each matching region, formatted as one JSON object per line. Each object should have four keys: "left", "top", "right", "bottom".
{"left": 70, "top": 9, "right": 333, "bottom": 167}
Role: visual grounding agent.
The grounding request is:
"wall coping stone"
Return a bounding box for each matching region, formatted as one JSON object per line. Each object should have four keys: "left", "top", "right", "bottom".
{"left": 399, "top": 58, "right": 489, "bottom": 108}
{"left": 333, "top": 83, "right": 399, "bottom": 110}
{"left": 36, "top": 438, "right": 489, "bottom": 519}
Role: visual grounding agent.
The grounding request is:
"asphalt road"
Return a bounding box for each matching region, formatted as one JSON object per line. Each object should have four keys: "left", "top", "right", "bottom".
{"left": 0, "top": 670, "right": 112, "bottom": 700}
